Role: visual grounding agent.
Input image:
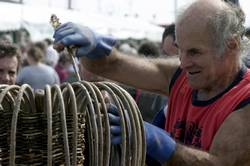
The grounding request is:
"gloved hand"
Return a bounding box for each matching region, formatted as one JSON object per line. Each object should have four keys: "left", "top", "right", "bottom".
{"left": 107, "top": 103, "right": 131, "bottom": 145}
{"left": 53, "top": 22, "right": 116, "bottom": 59}
{"left": 107, "top": 103, "right": 122, "bottom": 144}
{"left": 145, "top": 122, "right": 176, "bottom": 165}
{"left": 108, "top": 104, "right": 176, "bottom": 165}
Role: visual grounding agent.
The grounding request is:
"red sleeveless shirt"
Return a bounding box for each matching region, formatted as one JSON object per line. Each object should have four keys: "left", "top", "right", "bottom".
{"left": 165, "top": 67, "right": 250, "bottom": 151}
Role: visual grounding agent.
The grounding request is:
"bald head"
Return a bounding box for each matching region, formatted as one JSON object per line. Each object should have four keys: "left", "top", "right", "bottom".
{"left": 177, "top": 0, "right": 225, "bottom": 26}
{"left": 176, "top": 0, "right": 245, "bottom": 54}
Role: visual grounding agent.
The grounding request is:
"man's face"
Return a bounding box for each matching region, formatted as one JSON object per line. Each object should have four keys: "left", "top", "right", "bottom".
{"left": 0, "top": 56, "right": 18, "bottom": 85}
{"left": 162, "top": 35, "right": 178, "bottom": 56}
{"left": 176, "top": 21, "right": 231, "bottom": 91}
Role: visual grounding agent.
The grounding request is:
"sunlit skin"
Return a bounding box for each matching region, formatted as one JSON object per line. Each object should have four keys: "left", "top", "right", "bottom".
{"left": 0, "top": 56, "right": 18, "bottom": 85}
{"left": 175, "top": 15, "right": 240, "bottom": 100}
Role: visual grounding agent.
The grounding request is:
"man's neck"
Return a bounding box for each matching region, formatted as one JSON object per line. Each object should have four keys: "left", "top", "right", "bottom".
{"left": 197, "top": 65, "right": 242, "bottom": 101}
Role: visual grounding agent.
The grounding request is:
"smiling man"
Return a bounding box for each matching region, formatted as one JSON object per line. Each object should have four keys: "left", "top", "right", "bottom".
{"left": 0, "top": 42, "right": 21, "bottom": 85}
{"left": 53, "top": 0, "right": 250, "bottom": 165}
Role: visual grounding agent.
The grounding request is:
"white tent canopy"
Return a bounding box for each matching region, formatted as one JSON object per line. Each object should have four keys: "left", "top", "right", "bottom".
{"left": 0, "top": 2, "right": 164, "bottom": 41}
{"left": 0, "top": 2, "right": 22, "bottom": 31}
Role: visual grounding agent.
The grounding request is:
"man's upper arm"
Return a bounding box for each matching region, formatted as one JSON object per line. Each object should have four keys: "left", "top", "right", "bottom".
{"left": 209, "top": 104, "right": 250, "bottom": 166}
{"left": 166, "top": 104, "right": 250, "bottom": 166}
{"left": 153, "top": 57, "right": 180, "bottom": 95}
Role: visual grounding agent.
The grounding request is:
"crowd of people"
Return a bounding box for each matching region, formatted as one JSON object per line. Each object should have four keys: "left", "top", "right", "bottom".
{"left": 1, "top": 23, "right": 182, "bottom": 121}
{"left": 0, "top": 0, "right": 250, "bottom": 165}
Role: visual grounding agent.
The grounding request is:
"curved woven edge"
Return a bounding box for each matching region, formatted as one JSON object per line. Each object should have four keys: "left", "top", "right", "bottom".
{"left": 0, "top": 81, "right": 146, "bottom": 166}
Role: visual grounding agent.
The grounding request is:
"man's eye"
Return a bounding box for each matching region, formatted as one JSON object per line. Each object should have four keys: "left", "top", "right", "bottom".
{"left": 9, "top": 71, "right": 16, "bottom": 76}
{"left": 188, "top": 49, "right": 201, "bottom": 56}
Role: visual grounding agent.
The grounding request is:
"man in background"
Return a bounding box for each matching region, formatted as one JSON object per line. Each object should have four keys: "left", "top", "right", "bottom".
{"left": 161, "top": 23, "right": 178, "bottom": 56}
{"left": 0, "top": 42, "right": 20, "bottom": 85}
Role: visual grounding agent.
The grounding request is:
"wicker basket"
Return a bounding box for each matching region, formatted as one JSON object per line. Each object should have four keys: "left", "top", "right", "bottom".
{"left": 0, "top": 81, "right": 145, "bottom": 166}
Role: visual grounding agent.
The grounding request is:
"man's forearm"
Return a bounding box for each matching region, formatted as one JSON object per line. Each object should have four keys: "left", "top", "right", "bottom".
{"left": 165, "top": 144, "right": 221, "bottom": 166}
{"left": 78, "top": 50, "right": 119, "bottom": 83}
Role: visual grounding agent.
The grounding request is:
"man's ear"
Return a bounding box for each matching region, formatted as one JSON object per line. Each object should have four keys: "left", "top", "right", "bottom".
{"left": 225, "top": 36, "right": 240, "bottom": 50}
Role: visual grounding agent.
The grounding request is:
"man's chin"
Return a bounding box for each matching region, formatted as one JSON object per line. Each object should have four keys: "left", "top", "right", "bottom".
{"left": 188, "top": 81, "right": 202, "bottom": 90}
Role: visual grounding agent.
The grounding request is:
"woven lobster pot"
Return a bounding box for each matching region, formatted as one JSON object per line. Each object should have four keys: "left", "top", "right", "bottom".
{"left": 0, "top": 81, "right": 146, "bottom": 166}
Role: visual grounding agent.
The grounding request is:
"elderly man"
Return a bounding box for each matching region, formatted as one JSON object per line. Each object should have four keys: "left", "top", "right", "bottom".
{"left": 0, "top": 42, "right": 20, "bottom": 85}
{"left": 53, "top": 0, "right": 250, "bottom": 165}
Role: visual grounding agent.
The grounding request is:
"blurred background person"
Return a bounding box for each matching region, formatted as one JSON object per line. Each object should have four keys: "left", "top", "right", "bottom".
{"left": 118, "top": 43, "right": 138, "bottom": 55}
{"left": 44, "top": 38, "right": 59, "bottom": 67}
{"left": 54, "top": 52, "right": 71, "bottom": 82}
{"left": 0, "top": 42, "right": 21, "bottom": 85}
{"left": 138, "top": 40, "right": 160, "bottom": 57}
{"left": 16, "top": 45, "right": 59, "bottom": 90}
{"left": 161, "top": 23, "right": 178, "bottom": 56}
{"left": 34, "top": 41, "right": 47, "bottom": 58}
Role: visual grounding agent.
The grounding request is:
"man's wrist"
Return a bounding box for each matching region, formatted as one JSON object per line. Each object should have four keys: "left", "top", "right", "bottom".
{"left": 145, "top": 122, "right": 176, "bottom": 164}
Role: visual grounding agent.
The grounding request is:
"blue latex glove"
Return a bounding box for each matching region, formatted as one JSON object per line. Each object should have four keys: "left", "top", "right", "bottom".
{"left": 108, "top": 104, "right": 176, "bottom": 165}
{"left": 53, "top": 22, "right": 116, "bottom": 59}
{"left": 107, "top": 103, "right": 131, "bottom": 145}
{"left": 145, "top": 122, "right": 176, "bottom": 165}
{"left": 107, "top": 103, "right": 122, "bottom": 145}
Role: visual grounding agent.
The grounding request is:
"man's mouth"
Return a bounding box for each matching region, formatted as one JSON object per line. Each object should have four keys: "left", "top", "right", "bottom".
{"left": 188, "top": 71, "right": 200, "bottom": 75}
